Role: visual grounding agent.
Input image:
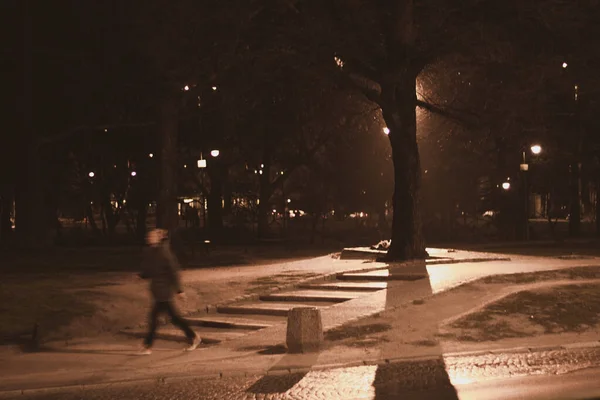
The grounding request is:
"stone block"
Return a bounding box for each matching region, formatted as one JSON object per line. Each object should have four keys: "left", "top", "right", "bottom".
{"left": 286, "top": 307, "right": 323, "bottom": 353}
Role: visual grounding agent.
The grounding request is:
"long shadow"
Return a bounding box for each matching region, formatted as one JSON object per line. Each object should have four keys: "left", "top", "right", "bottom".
{"left": 245, "top": 338, "right": 320, "bottom": 395}
{"left": 373, "top": 260, "right": 459, "bottom": 399}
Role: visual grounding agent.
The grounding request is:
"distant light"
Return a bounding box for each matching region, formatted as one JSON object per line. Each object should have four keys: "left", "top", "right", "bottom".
{"left": 183, "top": 164, "right": 187, "bottom": 168}
{"left": 197, "top": 159, "right": 207, "bottom": 168}
{"left": 383, "top": 127, "right": 390, "bottom": 135}
{"left": 184, "top": 85, "right": 190, "bottom": 91}
{"left": 149, "top": 153, "right": 154, "bottom": 158}
{"left": 210, "top": 149, "right": 220, "bottom": 157}
{"left": 183, "top": 198, "right": 193, "bottom": 204}
{"left": 502, "top": 182, "right": 511, "bottom": 190}
{"left": 334, "top": 56, "right": 344, "bottom": 68}
{"left": 104, "top": 128, "right": 108, "bottom": 132}
{"left": 131, "top": 171, "right": 137, "bottom": 177}
{"left": 531, "top": 144, "right": 542, "bottom": 155}
{"left": 88, "top": 172, "right": 95, "bottom": 178}
{"left": 254, "top": 169, "right": 258, "bottom": 174}
{"left": 281, "top": 170, "right": 284, "bottom": 175}
{"left": 211, "top": 86, "right": 217, "bottom": 91}
{"left": 562, "top": 62, "right": 568, "bottom": 69}
{"left": 272, "top": 209, "right": 277, "bottom": 213}
{"left": 259, "top": 170, "right": 263, "bottom": 175}
{"left": 260, "top": 164, "right": 264, "bottom": 168}
{"left": 287, "top": 198, "right": 291, "bottom": 203}
{"left": 113, "top": 165, "right": 117, "bottom": 168}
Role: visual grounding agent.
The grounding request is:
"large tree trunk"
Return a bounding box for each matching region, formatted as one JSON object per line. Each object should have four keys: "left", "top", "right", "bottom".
{"left": 596, "top": 178, "right": 600, "bottom": 236}
{"left": 156, "top": 92, "right": 179, "bottom": 234}
{"left": 380, "top": 77, "right": 427, "bottom": 261}
{"left": 0, "top": 186, "right": 14, "bottom": 244}
{"left": 14, "top": 1, "right": 51, "bottom": 248}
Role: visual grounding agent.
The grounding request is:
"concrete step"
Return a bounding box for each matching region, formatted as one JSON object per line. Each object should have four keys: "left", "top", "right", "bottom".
{"left": 337, "top": 269, "right": 428, "bottom": 281}
{"left": 217, "top": 302, "right": 331, "bottom": 317}
{"left": 119, "top": 327, "right": 248, "bottom": 344}
{"left": 260, "top": 290, "right": 363, "bottom": 303}
{"left": 299, "top": 282, "right": 387, "bottom": 291}
{"left": 186, "top": 316, "right": 274, "bottom": 330}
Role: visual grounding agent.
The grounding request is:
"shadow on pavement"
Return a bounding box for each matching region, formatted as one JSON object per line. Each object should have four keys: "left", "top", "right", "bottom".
{"left": 373, "top": 260, "right": 459, "bottom": 399}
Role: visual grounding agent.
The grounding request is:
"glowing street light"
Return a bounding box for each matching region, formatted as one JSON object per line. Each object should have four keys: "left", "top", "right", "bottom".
{"left": 183, "top": 85, "right": 190, "bottom": 91}
{"left": 383, "top": 127, "right": 390, "bottom": 135}
{"left": 287, "top": 198, "right": 291, "bottom": 203}
{"left": 210, "top": 149, "right": 220, "bottom": 157}
{"left": 148, "top": 153, "right": 154, "bottom": 158}
{"left": 502, "top": 182, "right": 511, "bottom": 190}
{"left": 131, "top": 171, "right": 137, "bottom": 177}
{"left": 562, "top": 62, "right": 568, "bottom": 69}
{"left": 530, "top": 144, "right": 542, "bottom": 155}
{"left": 197, "top": 159, "right": 207, "bottom": 168}
{"left": 88, "top": 171, "right": 95, "bottom": 178}
{"left": 211, "top": 86, "right": 217, "bottom": 91}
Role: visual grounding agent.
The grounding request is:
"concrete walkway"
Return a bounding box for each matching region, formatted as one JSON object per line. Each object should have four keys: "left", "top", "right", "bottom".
{"left": 2, "top": 248, "right": 600, "bottom": 395}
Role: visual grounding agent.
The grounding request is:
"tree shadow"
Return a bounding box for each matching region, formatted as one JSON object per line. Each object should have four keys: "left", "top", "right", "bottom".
{"left": 373, "top": 260, "right": 459, "bottom": 399}
{"left": 245, "top": 345, "right": 320, "bottom": 394}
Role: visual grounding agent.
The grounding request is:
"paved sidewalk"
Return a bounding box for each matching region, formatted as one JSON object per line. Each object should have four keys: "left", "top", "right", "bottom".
{"left": 2, "top": 248, "right": 600, "bottom": 395}
{"left": 5, "top": 345, "right": 600, "bottom": 399}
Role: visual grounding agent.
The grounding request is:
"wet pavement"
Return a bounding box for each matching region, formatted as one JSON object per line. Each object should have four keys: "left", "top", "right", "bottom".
{"left": 10, "top": 346, "right": 600, "bottom": 400}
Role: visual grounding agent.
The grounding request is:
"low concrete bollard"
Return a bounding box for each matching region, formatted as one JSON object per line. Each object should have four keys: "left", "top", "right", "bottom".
{"left": 286, "top": 307, "right": 323, "bottom": 353}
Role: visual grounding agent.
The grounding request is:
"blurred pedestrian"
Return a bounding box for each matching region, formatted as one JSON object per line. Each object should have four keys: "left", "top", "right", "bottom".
{"left": 138, "top": 228, "right": 200, "bottom": 355}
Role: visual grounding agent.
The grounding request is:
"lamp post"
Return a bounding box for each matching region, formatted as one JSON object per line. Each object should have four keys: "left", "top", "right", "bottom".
{"left": 519, "top": 144, "right": 542, "bottom": 240}
{"left": 197, "top": 154, "right": 207, "bottom": 227}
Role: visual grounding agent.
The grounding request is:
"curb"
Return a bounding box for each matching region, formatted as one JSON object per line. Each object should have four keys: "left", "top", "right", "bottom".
{"left": 442, "top": 340, "right": 600, "bottom": 359}
{"left": 3, "top": 338, "right": 600, "bottom": 397}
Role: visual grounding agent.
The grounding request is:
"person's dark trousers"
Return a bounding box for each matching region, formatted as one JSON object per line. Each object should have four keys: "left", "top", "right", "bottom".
{"left": 144, "top": 301, "right": 195, "bottom": 347}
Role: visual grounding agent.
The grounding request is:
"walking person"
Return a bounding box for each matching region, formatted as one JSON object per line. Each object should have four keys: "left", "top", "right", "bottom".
{"left": 139, "top": 228, "right": 200, "bottom": 355}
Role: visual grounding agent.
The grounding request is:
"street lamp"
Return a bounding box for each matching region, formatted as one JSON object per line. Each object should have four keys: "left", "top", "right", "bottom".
{"left": 88, "top": 172, "right": 95, "bottom": 178}
{"left": 197, "top": 159, "right": 207, "bottom": 168}
{"left": 131, "top": 171, "right": 137, "bottom": 177}
{"left": 502, "top": 181, "right": 511, "bottom": 190}
{"left": 210, "top": 149, "right": 220, "bottom": 157}
{"left": 148, "top": 153, "right": 154, "bottom": 158}
{"left": 562, "top": 62, "right": 568, "bottom": 69}
{"left": 519, "top": 144, "right": 543, "bottom": 240}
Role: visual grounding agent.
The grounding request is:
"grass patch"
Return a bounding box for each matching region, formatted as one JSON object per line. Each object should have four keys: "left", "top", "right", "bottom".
{"left": 325, "top": 323, "right": 392, "bottom": 341}
{"left": 447, "top": 283, "right": 600, "bottom": 342}
{"left": 0, "top": 276, "right": 106, "bottom": 342}
{"left": 483, "top": 266, "right": 600, "bottom": 285}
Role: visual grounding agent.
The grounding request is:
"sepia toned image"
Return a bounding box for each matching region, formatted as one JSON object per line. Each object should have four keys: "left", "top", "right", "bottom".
{"left": 2, "top": 1, "right": 600, "bottom": 399}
